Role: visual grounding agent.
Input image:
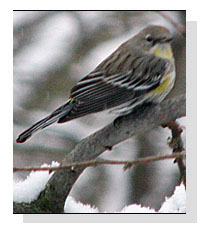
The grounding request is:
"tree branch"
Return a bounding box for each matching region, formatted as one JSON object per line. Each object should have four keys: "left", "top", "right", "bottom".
{"left": 13, "top": 94, "right": 186, "bottom": 213}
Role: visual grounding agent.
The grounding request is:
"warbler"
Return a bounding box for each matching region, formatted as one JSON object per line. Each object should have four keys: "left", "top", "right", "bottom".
{"left": 16, "top": 25, "right": 175, "bottom": 143}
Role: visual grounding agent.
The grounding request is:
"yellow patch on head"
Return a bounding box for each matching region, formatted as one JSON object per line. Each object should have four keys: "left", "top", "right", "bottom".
{"left": 154, "top": 47, "right": 173, "bottom": 59}
{"left": 153, "top": 76, "right": 171, "bottom": 93}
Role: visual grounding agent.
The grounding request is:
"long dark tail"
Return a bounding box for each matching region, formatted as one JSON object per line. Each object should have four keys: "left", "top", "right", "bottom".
{"left": 16, "top": 100, "right": 74, "bottom": 143}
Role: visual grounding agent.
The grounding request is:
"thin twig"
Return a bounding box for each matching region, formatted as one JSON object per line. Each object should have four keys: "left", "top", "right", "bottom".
{"left": 166, "top": 121, "right": 186, "bottom": 188}
{"left": 13, "top": 152, "right": 185, "bottom": 173}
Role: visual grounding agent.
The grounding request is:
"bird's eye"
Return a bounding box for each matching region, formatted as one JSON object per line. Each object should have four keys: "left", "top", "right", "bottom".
{"left": 145, "top": 34, "right": 153, "bottom": 42}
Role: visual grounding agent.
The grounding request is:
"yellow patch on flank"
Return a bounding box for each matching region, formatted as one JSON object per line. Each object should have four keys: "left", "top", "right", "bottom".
{"left": 154, "top": 47, "right": 173, "bottom": 59}
{"left": 153, "top": 75, "right": 171, "bottom": 93}
{"left": 160, "top": 27, "right": 166, "bottom": 32}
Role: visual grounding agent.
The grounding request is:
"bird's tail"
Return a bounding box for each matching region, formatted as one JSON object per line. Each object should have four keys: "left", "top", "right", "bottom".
{"left": 16, "top": 100, "right": 74, "bottom": 143}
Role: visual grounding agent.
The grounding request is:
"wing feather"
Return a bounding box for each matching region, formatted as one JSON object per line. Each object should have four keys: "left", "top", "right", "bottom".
{"left": 59, "top": 54, "right": 172, "bottom": 122}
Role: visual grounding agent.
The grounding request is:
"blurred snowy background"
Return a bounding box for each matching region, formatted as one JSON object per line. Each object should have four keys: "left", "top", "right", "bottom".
{"left": 13, "top": 11, "right": 186, "bottom": 212}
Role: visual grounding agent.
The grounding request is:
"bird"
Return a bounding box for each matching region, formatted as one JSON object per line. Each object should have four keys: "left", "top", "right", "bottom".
{"left": 16, "top": 25, "right": 175, "bottom": 143}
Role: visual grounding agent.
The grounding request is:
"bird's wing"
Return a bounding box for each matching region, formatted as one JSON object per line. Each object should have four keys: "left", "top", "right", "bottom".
{"left": 58, "top": 55, "right": 171, "bottom": 122}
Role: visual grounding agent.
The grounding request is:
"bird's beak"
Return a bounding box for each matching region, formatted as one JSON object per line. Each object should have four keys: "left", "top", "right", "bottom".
{"left": 166, "top": 37, "right": 173, "bottom": 42}
{"left": 160, "top": 37, "right": 173, "bottom": 43}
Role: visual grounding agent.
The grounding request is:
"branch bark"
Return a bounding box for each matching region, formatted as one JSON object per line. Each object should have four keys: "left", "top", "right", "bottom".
{"left": 13, "top": 94, "right": 186, "bottom": 213}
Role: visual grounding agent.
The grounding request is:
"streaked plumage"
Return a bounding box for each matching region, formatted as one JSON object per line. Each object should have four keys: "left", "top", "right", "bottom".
{"left": 16, "top": 25, "right": 175, "bottom": 143}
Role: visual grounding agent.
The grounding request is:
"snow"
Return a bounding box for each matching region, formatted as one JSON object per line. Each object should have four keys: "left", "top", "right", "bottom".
{"left": 13, "top": 162, "right": 186, "bottom": 213}
{"left": 159, "top": 184, "right": 186, "bottom": 213}
{"left": 13, "top": 161, "right": 59, "bottom": 203}
{"left": 64, "top": 197, "right": 98, "bottom": 213}
{"left": 119, "top": 204, "right": 156, "bottom": 213}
